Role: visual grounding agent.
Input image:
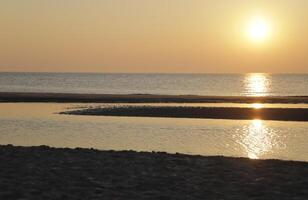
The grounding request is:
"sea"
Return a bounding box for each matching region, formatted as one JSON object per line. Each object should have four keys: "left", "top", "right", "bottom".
{"left": 1, "top": 72, "right": 308, "bottom": 96}
{"left": 1, "top": 72, "right": 308, "bottom": 161}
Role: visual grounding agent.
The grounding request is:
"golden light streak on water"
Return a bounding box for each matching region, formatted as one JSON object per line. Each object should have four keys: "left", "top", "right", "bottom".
{"left": 252, "top": 103, "right": 264, "bottom": 109}
{"left": 240, "top": 119, "right": 276, "bottom": 159}
{"left": 245, "top": 73, "right": 271, "bottom": 96}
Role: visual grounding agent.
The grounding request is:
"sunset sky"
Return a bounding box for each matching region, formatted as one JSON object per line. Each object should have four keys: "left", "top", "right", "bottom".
{"left": 1, "top": 0, "right": 308, "bottom": 73}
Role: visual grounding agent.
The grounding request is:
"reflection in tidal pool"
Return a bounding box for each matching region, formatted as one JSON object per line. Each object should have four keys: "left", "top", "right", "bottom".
{"left": 236, "top": 119, "right": 283, "bottom": 159}
{"left": 1, "top": 103, "right": 308, "bottom": 161}
{"left": 252, "top": 103, "right": 264, "bottom": 109}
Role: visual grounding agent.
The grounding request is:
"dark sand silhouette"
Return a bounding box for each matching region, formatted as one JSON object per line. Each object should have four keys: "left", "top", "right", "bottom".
{"left": 62, "top": 106, "right": 308, "bottom": 122}
{"left": 1, "top": 92, "right": 308, "bottom": 103}
{"left": 1, "top": 145, "right": 308, "bottom": 200}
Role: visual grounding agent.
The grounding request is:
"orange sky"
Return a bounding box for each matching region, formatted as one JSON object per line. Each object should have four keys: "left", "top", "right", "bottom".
{"left": 1, "top": 0, "right": 308, "bottom": 73}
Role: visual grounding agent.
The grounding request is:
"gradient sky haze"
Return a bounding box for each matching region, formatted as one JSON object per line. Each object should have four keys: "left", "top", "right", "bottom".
{"left": 1, "top": 0, "right": 308, "bottom": 73}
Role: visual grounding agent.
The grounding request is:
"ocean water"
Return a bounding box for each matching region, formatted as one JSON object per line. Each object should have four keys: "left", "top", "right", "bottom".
{"left": 1, "top": 73, "right": 308, "bottom": 161}
{"left": 1, "top": 72, "right": 308, "bottom": 96}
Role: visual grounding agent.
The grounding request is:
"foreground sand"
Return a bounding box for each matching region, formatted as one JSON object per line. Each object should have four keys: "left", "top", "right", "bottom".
{"left": 1, "top": 92, "right": 308, "bottom": 103}
{"left": 1, "top": 145, "right": 308, "bottom": 199}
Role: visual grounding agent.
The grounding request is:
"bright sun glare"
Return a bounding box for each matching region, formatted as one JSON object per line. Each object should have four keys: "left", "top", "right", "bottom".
{"left": 247, "top": 16, "right": 271, "bottom": 42}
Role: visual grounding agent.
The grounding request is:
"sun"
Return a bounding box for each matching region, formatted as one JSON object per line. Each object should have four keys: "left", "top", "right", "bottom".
{"left": 246, "top": 16, "right": 271, "bottom": 42}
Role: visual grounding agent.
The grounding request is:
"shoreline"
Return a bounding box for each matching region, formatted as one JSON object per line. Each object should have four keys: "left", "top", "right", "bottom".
{"left": 62, "top": 106, "right": 308, "bottom": 122}
{"left": 1, "top": 92, "right": 308, "bottom": 103}
{"left": 1, "top": 145, "right": 308, "bottom": 199}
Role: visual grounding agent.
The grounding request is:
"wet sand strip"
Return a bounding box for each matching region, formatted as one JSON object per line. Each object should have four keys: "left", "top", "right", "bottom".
{"left": 1, "top": 92, "right": 308, "bottom": 103}
{"left": 1, "top": 145, "right": 308, "bottom": 200}
{"left": 62, "top": 106, "right": 308, "bottom": 121}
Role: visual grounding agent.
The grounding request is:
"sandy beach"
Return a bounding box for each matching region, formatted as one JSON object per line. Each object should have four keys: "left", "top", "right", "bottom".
{"left": 1, "top": 92, "right": 308, "bottom": 104}
{"left": 1, "top": 145, "right": 308, "bottom": 200}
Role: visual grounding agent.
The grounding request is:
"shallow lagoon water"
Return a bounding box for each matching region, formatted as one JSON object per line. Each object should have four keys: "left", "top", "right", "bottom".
{"left": 1, "top": 103, "right": 308, "bottom": 161}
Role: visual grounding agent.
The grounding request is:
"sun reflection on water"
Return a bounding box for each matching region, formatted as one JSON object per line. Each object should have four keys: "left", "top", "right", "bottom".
{"left": 245, "top": 73, "right": 271, "bottom": 96}
{"left": 252, "top": 103, "right": 264, "bottom": 109}
{"left": 238, "top": 119, "right": 278, "bottom": 159}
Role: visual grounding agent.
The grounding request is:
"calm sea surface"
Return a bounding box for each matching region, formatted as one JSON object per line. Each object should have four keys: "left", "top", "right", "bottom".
{"left": 1, "top": 73, "right": 308, "bottom": 161}
{"left": 1, "top": 72, "right": 308, "bottom": 96}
